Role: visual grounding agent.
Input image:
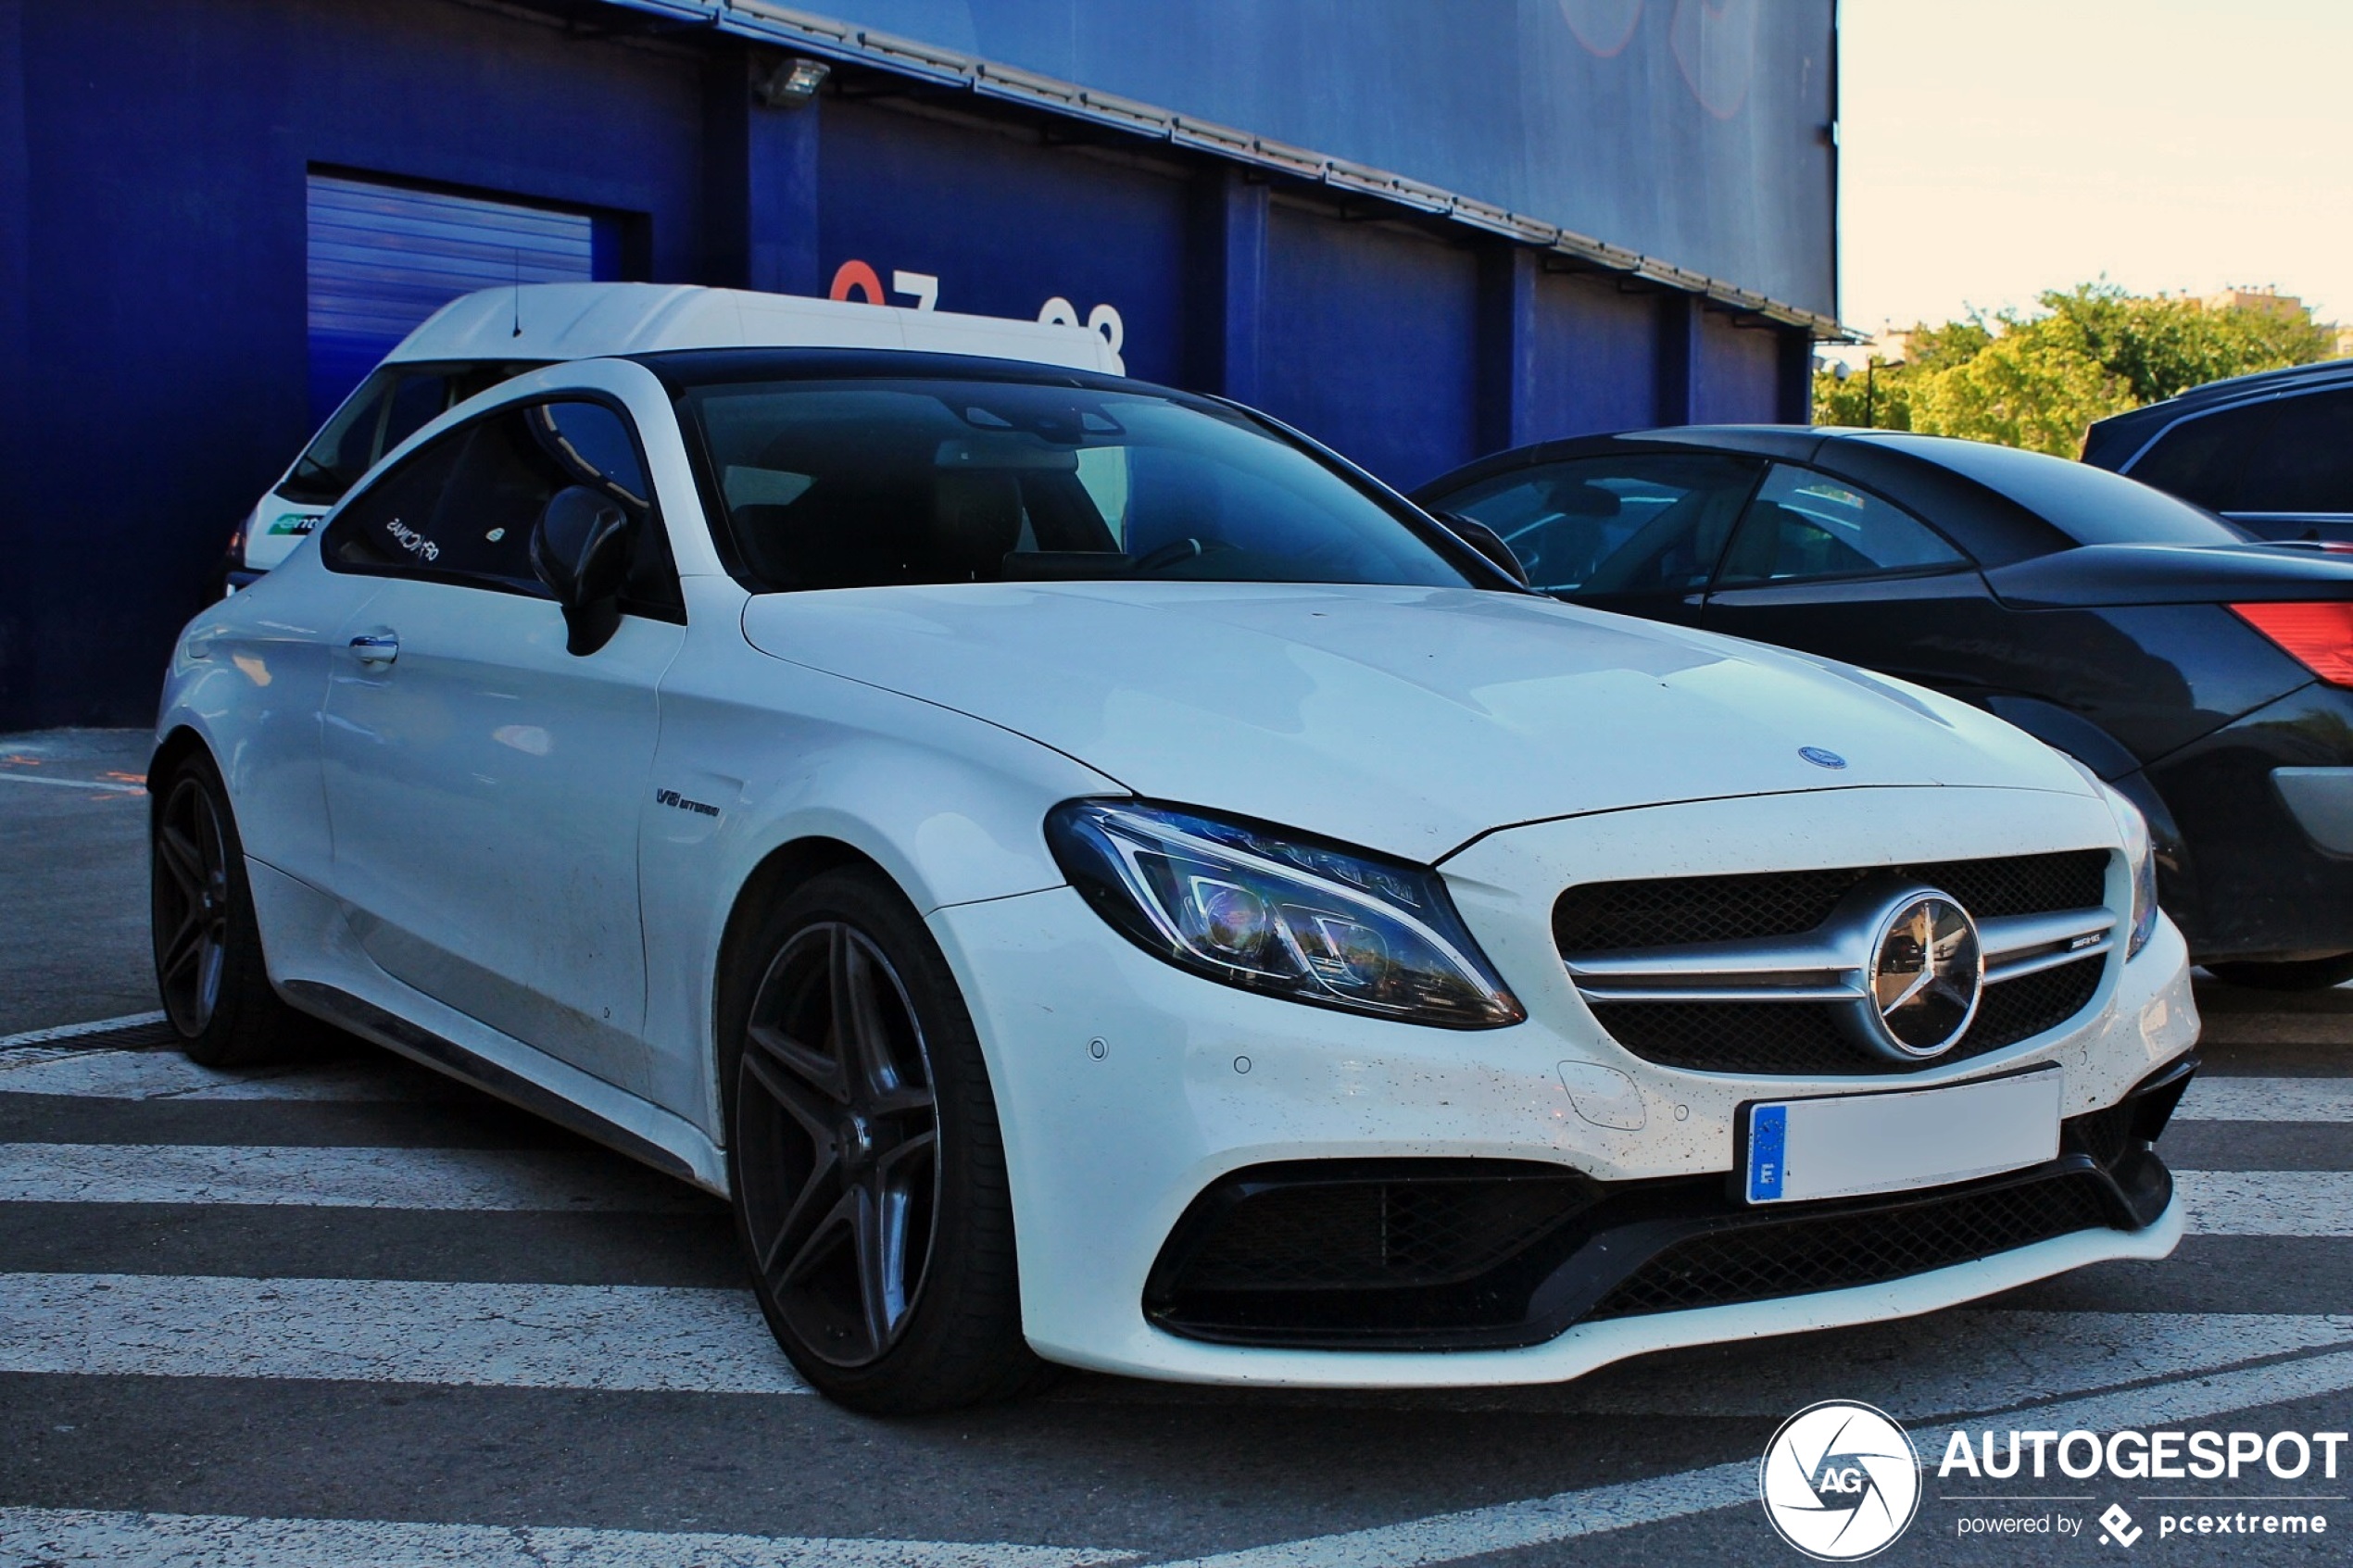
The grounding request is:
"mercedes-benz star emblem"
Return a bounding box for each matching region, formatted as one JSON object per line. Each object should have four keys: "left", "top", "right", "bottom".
{"left": 1846, "top": 888, "right": 1982, "bottom": 1061}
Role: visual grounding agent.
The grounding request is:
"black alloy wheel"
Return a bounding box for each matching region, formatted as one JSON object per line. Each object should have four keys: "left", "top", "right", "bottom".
{"left": 724, "top": 868, "right": 1046, "bottom": 1412}
{"left": 153, "top": 772, "right": 230, "bottom": 1036}
{"left": 741, "top": 921, "right": 940, "bottom": 1366}
{"left": 149, "top": 753, "right": 302, "bottom": 1066}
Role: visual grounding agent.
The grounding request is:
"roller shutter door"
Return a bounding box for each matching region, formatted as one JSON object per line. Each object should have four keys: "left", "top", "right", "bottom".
{"left": 307, "top": 172, "right": 603, "bottom": 421}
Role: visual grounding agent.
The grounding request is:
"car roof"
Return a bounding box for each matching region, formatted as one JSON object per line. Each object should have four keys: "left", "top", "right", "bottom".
{"left": 623, "top": 345, "right": 1161, "bottom": 395}
{"left": 385, "top": 282, "right": 1124, "bottom": 375}
{"left": 2084, "top": 358, "right": 2353, "bottom": 470}
{"left": 1407, "top": 424, "right": 2139, "bottom": 567}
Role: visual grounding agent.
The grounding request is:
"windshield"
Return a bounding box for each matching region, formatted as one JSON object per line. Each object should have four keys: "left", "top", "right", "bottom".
{"left": 677, "top": 378, "right": 1477, "bottom": 593}
{"left": 1856, "top": 433, "right": 2246, "bottom": 548}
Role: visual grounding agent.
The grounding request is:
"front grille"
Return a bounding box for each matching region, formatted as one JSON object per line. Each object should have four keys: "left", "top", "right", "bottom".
{"left": 1554, "top": 850, "right": 2109, "bottom": 954}
{"left": 1178, "top": 1169, "right": 1592, "bottom": 1291}
{"left": 1585, "top": 1173, "right": 2114, "bottom": 1321}
{"left": 1588, "top": 954, "right": 2105, "bottom": 1076}
{"left": 1560, "top": 850, "right": 2112, "bottom": 1076}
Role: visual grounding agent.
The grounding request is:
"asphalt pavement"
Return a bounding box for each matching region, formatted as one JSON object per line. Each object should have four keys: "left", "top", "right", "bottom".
{"left": 1, "top": 729, "right": 2348, "bottom": 1566}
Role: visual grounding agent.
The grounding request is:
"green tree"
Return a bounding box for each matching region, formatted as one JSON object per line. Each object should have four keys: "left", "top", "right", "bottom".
{"left": 1810, "top": 282, "right": 2336, "bottom": 456}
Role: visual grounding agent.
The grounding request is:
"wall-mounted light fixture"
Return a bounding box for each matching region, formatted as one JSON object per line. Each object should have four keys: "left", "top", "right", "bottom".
{"left": 754, "top": 56, "right": 831, "bottom": 109}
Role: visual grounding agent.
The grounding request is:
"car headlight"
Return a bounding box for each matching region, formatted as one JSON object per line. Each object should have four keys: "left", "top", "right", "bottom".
{"left": 2100, "top": 783, "right": 2159, "bottom": 960}
{"left": 1045, "top": 799, "right": 1525, "bottom": 1028}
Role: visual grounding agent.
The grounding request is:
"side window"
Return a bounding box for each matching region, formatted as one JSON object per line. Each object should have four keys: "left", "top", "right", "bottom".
{"left": 1436, "top": 453, "right": 1762, "bottom": 596}
{"left": 322, "top": 397, "right": 679, "bottom": 615}
{"left": 2128, "top": 401, "right": 2271, "bottom": 510}
{"left": 2233, "top": 390, "right": 2353, "bottom": 514}
{"left": 1716, "top": 465, "right": 1968, "bottom": 587}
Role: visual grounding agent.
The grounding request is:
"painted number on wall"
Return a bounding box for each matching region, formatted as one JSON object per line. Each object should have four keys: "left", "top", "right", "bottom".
{"left": 828, "top": 259, "right": 1124, "bottom": 356}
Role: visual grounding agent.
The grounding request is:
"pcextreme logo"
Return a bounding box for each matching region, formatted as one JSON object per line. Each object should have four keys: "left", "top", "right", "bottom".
{"left": 1758, "top": 1400, "right": 1922, "bottom": 1561}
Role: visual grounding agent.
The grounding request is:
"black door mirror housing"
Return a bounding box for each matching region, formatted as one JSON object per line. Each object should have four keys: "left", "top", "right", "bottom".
{"left": 1436, "top": 511, "right": 1532, "bottom": 586}
{"left": 532, "top": 485, "right": 634, "bottom": 654}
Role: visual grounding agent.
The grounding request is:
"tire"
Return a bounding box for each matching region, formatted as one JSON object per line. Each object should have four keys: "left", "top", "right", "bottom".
{"left": 2203, "top": 953, "right": 2353, "bottom": 992}
{"left": 720, "top": 866, "right": 1050, "bottom": 1413}
{"left": 150, "top": 751, "right": 305, "bottom": 1066}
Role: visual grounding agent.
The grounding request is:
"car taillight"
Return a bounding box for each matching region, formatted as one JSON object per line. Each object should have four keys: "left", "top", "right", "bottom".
{"left": 227, "top": 518, "right": 248, "bottom": 568}
{"left": 2232, "top": 602, "right": 2353, "bottom": 685}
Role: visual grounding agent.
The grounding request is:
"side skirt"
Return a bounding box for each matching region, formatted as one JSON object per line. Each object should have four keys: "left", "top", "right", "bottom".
{"left": 281, "top": 978, "right": 716, "bottom": 1193}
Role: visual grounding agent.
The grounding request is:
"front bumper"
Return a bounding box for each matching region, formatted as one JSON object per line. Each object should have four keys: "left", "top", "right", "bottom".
{"left": 929, "top": 784, "right": 2199, "bottom": 1387}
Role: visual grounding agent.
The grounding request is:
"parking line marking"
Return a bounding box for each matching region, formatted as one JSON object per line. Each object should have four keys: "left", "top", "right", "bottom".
{"left": 2174, "top": 1169, "right": 2353, "bottom": 1236}
{"left": 0, "top": 1143, "right": 710, "bottom": 1211}
{"left": 1151, "top": 1347, "right": 2353, "bottom": 1567}
{"left": 0, "top": 1012, "right": 169, "bottom": 1049}
{"left": 2175, "top": 1076, "right": 2353, "bottom": 1123}
{"left": 0, "top": 1508, "right": 1134, "bottom": 1567}
{"left": 0, "top": 1273, "right": 807, "bottom": 1394}
{"left": 0, "top": 1047, "right": 456, "bottom": 1101}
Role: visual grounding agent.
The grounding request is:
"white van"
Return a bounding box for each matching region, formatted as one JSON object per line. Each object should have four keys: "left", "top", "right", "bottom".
{"left": 229, "top": 282, "right": 1126, "bottom": 583}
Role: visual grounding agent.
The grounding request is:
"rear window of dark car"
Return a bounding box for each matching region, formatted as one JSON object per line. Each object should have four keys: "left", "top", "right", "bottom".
{"left": 1854, "top": 433, "right": 2244, "bottom": 547}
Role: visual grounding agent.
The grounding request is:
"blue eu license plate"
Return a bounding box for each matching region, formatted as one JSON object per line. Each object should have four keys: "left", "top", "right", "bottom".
{"left": 1743, "top": 1069, "right": 2063, "bottom": 1206}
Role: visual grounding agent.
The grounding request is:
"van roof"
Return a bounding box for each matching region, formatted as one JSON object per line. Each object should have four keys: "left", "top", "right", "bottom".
{"left": 387, "top": 282, "right": 1124, "bottom": 376}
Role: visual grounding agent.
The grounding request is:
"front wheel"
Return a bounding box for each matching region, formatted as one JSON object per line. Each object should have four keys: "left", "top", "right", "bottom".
{"left": 722, "top": 867, "right": 1048, "bottom": 1412}
{"left": 150, "top": 752, "right": 303, "bottom": 1066}
{"left": 2204, "top": 953, "right": 2353, "bottom": 992}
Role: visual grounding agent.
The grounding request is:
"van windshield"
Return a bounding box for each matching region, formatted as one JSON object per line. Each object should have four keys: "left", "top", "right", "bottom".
{"left": 677, "top": 377, "right": 1476, "bottom": 593}
{"left": 279, "top": 361, "right": 544, "bottom": 505}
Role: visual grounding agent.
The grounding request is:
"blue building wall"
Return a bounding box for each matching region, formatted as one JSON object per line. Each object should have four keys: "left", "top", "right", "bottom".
{"left": 782, "top": 0, "right": 1839, "bottom": 318}
{"left": 0, "top": 0, "right": 1822, "bottom": 728}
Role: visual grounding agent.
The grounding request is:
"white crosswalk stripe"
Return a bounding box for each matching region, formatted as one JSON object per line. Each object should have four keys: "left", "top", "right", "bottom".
{"left": 2176, "top": 1075, "right": 2353, "bottom": 1122}
{"left": 2173, "top": 1169, "right": 2353, "bottom": 1236}
{"left": 0, "top": 1046, "right": 454, "bottom": 1101}
{"left": 6, "top": 1262, "right": 2348, "bottom": 1418}
{"left": 0, "top": 1009, "right": 2348, "bottom": 1568}
{"left": 1145, "top": 1348, "right": 2353, "bottom": 1568}
{"left": 0, "top": 1011, "right": 168, "bottom": 1048}
{"left": 0, "top": 1508, "right": 1134, "bottom": 1568}
{"left": 0, "top": 1273, "right": 807, "bottom": 1393}
{"left": 0, "top": 1141, "right": 710, "bottom": 1211}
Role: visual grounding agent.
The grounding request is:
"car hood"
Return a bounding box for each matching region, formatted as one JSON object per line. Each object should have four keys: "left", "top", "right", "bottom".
{"left": 740, "top": 582, "right": 2092, "bottom": 863}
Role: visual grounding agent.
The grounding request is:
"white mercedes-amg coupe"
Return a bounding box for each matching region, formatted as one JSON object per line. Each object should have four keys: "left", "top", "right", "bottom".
{"left": 153, "top": 345, "right": 2200, "bottom": 1411}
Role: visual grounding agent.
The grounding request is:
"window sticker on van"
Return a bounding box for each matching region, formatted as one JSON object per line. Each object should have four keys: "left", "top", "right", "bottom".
{"left": 268, "top": 512, "right": 321, "bottom": 536}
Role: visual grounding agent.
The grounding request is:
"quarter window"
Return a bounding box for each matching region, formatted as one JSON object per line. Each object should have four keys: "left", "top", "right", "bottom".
{"left": 1435, "top": 452, "right": 1762, "bottom": 595}
{"left": 1716, "top": 464, "right": 1968, "bottom": 586}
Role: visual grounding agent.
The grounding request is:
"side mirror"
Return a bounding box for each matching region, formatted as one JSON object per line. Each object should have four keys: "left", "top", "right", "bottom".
{"left": 1437, "top": 511, "right": 1531, "bottom": 587}
{"left": 532, "top": 485, "right": 634, "bottom": 655}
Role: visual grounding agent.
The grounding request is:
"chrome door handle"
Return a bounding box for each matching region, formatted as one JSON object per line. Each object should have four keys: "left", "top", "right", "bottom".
{"left": 348, "top": 633, "right": 400, "bottom": 667}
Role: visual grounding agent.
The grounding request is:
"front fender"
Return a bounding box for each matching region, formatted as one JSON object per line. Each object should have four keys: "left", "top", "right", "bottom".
{"left": 637, "top": 619, "right": 1125, "bottom": 1134}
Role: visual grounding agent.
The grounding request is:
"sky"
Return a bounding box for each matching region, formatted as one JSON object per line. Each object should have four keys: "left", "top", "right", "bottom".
{"left": 1838, "top": 0, "right": 2353, "bottom": 334}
